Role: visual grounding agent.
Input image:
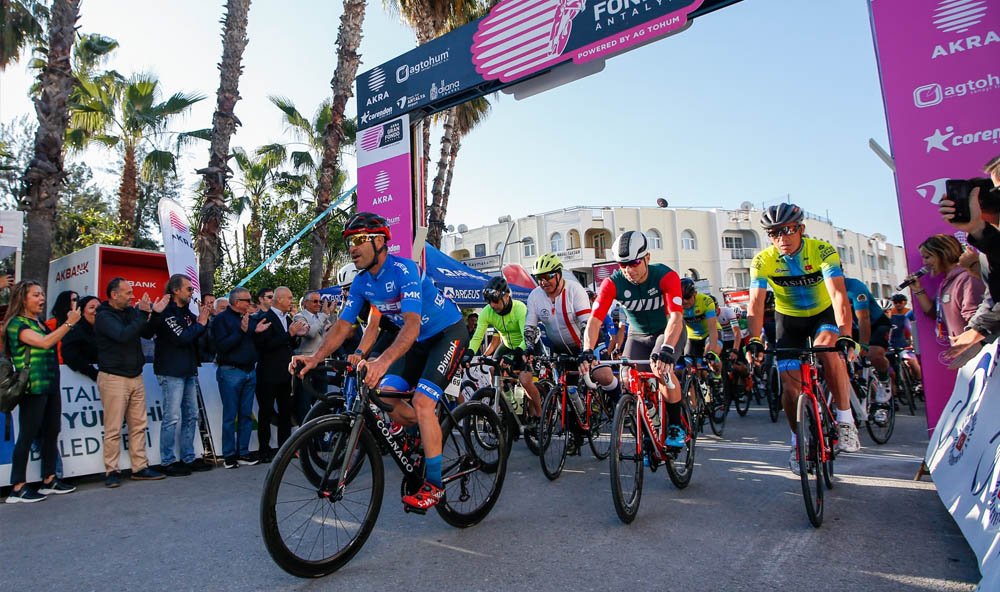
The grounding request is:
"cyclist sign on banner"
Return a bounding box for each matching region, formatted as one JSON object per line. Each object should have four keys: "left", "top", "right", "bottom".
{"left": 869, "top": 0, "right": 1000, "bottom": 430}
{"left": 926, "top": 339, "right": 1000, "bottom": 589}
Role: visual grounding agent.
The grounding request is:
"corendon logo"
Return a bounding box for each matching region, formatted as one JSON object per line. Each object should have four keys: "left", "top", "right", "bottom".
{"left": 930, "top": 0, "right": 998, "bottom": 59}
{"left": 924, "top": 124, "right": 1000, "bottom": 153}
{"left": 55, "top": 261, "right": 90, "bottom": 281}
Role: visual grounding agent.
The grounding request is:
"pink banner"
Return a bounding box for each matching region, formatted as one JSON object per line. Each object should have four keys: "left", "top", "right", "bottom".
{"left": 870, "top": 0, "right": 1000, "bottom": 430}
{"left": 357, "top": 116, "right": 415, "bottom": 259}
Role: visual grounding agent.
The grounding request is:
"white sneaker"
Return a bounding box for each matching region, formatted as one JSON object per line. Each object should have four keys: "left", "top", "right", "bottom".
{"left": 837, "top": 422, "right": 861, "bottom": 453}
{"left": 788, "top": 446, "right": 801, "bottom": 476}
{"left": 875, "top": 381, "right": 892, "bottom": 404}
{"left": 873, "top": 408, "right": 889, "bottom": 425}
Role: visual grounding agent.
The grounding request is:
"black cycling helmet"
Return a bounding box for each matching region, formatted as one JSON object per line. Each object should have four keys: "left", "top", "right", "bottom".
{"left": 891, "top": 293, "right": 908, "bottom": 303}
{"left": 483, "top": 276, "right": 509, "bottom": 303}
{"left": 343, "top": 212, "right": 392, "bottom": 240}
{"left": 760, "top": 203, "right": 804, "bottom": 229}
{"left": 680, "top": 277, "right": 696, "bottom": 299}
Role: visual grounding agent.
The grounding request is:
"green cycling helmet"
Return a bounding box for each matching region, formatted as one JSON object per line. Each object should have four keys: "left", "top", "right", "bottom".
{"left": 532, "top": 253, "right": 563, "bottom": 276}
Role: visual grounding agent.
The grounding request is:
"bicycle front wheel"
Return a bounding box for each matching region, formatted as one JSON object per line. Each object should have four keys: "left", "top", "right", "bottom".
{"left": 588, "top": 388, "right": 614, "bottom": 460}
{"left": 260, "top": 415, "right": 384, "bottom": 577}
{"left": 865, "top": 378, "right": 895, "bottom": 445}
{"left": 610, "top": 394, "right": 644, "bottom": 524}
{"left": 796, "top": 395, "right": 824, "bottom": 528}
{"left": 470, "top": 387, "right": 514, "bottom": 456}
{"left": 435, "top": 401, "right": 508, "bottom": 528}
{"left": 899, "top": 364, "right": 917, "bottom": 415}
{"left": 666, "top": 394, "right": 696, "bottom": 489}
{"left": 707, "top": 381, "right": 727, "bottom": 437}
{"left": 767, "top": 366, "right": 781, "bottom": 423}
{"left": 538, "top": 388, "right": 569, "bottom": 480}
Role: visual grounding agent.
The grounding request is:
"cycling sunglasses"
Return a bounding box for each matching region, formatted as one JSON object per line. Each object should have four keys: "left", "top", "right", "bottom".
{"left": 766, "top": 225, "right": 801, "bottom": 239}
{"left": 533, "top": 272, "right": 558, "bottom": 283}
{"left": 345, "top": 233, "right": 382, "bottom": 247}
{"left": 618, "top": 259, "right": 643, "bottom": 269}
{"left": 483, "top": 289, "right": 505, "bottom": 303}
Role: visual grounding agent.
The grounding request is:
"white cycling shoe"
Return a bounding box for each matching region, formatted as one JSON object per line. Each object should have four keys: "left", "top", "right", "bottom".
{"left": 837, "top": 422, "right": 861, "bottom": 453}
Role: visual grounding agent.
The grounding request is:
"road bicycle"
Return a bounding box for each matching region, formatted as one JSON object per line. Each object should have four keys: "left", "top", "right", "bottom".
{"left": 535, "top": 354, "right": 615, "bottom": 480}
{"left": 260, "top": 361, "right": 507, "bottom": 577}
{"left": 678, "top": 355, "right": 727, "bottom": 437}
{"left": 886, "top": 345, "right": 919, "bottom": 415}
{"left": 468, "top": 355, "right": 540, "bottom": 456}
{"left": 775, "top": 346, "right": 841, "bottom": 528}
{"left": 606, "top": 356, "right": 695, "bottom": 523}
{"left": 846, "top": 357, "right": 894, "bottom": 445}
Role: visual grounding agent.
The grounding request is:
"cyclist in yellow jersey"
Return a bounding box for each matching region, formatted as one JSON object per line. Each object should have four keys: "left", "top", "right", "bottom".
{"left": 745, "top": 203, "right": 861, "bottom": 474}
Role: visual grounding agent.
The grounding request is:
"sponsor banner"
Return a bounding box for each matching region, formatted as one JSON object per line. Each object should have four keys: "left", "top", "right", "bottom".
{"left": 0, "top": 210, "right": 23, "bottom": 260}
{"left": 926, "top": 340, "right": 1000, "bottom": 587}
{"left": 357, "top": 116, "right": 414, "bottom": 259}
{"left": 0, "top": 364, "right": 280, "bottom": 483}
{"left": 592, "top": 262, "right": 618, "bottom": 287}
{"left": 723, "top": 289, "right": 750, "bottom": 306}
{"left": 464, "top": 255, "right": 501, "bottom": 271}
{"left": 158, "top": 198, "right": 201, "bottom": 314}
{"left": 356, "top": 0, "right": 707, "bottom": 128}
{"left": 870, "top": 0, "right": 1000, "bottom": 430}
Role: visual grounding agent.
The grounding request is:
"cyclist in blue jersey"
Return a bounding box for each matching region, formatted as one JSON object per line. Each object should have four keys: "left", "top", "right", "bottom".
{"left": 292, "top": 212, "right": 468, "bottom": 511}
{"left": 844, "top": 278, "right": 892, "bottom": 389}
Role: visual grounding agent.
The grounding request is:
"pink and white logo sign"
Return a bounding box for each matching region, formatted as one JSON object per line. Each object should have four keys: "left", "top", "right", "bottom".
{"left": 357, "top": 116, "right": 414, "bottom": 259}
{"left": 871, "top": 0, "right": 1000, "bottom": 430}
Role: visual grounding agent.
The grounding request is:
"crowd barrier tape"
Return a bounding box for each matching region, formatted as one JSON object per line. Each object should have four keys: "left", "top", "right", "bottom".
{"left": 0, "top": 364, "right": 280, "bottom": 485}
{"left": 926, "top": 340, "right": 1000, "bottom": 591}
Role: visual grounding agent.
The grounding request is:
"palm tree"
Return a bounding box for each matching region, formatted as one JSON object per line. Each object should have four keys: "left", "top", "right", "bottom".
{"left": 0, "top": 0, "right": 46, "bottom": 70}
{"left": 437, "top": 95, "right": 491, "bottom": 233}
{"left": 229, "top": 145, "right": 283, "bottom": 267}
{"left": 266, "top": 96, "right": 356, "bottom": 287}
{"left": 196, "top": 0, "right": 252, "bottom": 297}
{"left": 67, "top": 72, "right": 205, "bottom": 246}
{"left": 309, "top": 0, "right": 366, "bottom": 289}
{"left": 20, "top": 0, "right": 79, "bottom": 283}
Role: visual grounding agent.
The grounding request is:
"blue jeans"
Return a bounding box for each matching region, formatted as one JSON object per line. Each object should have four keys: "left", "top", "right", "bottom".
{"left": 157, "top": 375, "right": 199, "bottom": 465}
{"left": 217, "top": 366, "right": 256, "bottom": 459}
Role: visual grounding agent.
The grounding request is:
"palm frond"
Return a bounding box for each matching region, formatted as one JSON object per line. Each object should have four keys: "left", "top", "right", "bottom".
{"left": 269, "top": 95, "right": 312, "bottom": 135}
{"left": 290, "top": 150, "right": 315, "bottom": 171}
{"left": 140, "top": 149, "right": 178, "bottom": 183}
{"left": 176, "top": 128, "right": 212, "bottom": 151}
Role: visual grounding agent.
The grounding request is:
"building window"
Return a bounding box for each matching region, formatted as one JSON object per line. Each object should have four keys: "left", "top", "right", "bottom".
{"left": 881, "top": 284, "right": 892, "bottom": 298}
{"left": 550, "top": 232, "right": 564, "bottom": 253}
{"left": 849, "top": 247, "right": 856, "bottom": 264}
{"left": 474, "top": 243, "right": 486, "bottom": 258}
{"left": 866, "top": 253, "right": 876, "bottom": 269}
{"left": 837, "top": 247, "right": 846, "bottom": 262}
{"left": 870, "top": 282, "right": 879, "bottom": 297}
{"left": 727, "top": 269, "right": 750, "bottom": 288}
{"left": 878, "top": 255, "right": 888, "bottom": 271}
{"left": 522, "top": 237, "right": 536, "bottom": 257}
{"left": 681, "top": 229, "right": 697, "bottom": 251}
{"left": 567, "top": 229, "right": 581, "bottom": 249}
{"left": 647, "top": 229, "right": 663, "bottom": 249}
{"left": 722, "top": 235, "right": 744, "bottom": 249}
{"left": 495, "top": 242, "right": 504, "bottom": 256}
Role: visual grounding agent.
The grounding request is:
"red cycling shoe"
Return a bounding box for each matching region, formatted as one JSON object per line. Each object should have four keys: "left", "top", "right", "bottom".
{"left": 402, "top": 481, "right": 445, "bottom": 511}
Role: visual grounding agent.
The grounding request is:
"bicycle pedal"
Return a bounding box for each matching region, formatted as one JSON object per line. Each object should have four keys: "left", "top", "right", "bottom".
{"left": 402, "top": 505, "right": 427, "bottom": 515}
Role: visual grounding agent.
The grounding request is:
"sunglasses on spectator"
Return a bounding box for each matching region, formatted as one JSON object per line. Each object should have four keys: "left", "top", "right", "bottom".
{"left": 307, "top": 299, "right": 320, "bottom": 303}
{"left": 618, "top": 259, "right": 643, "bottom": 269}
{"left": 345, "top": 234, "right": 382, "bottom": 247}
{"left": 234, "top": 297, "right": 252, "bottom": 303}
{"left": 766, "top": 225, "right": 800, "bottom": 239}
{"left": 533, "top": 272, "right": 558, "bottom": 283}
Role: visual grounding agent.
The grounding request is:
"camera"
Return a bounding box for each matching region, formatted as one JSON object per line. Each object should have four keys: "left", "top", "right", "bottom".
{"left": 945, "top": 177, "right": 997, "bottom": 223}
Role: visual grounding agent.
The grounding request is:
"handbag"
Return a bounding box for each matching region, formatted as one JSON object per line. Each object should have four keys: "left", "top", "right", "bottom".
{"left": 0, "top": 332, "right": 31, "bottom": 414}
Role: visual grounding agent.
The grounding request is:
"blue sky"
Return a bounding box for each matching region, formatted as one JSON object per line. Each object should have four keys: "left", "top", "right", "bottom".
{"left": 0, "top": 0, "right": 903, "bottom": 244}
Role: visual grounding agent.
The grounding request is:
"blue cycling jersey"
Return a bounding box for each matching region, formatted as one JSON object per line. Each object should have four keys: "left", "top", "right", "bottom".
{"left": 844, "top": 278, "right": 886, "bottom": 324}
{"left": 340, "top": 254, "right": 462, "bottom": 342}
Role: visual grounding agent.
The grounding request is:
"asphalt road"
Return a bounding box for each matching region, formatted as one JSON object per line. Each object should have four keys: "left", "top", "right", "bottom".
{"left": 1, "top": 402, "right": 981, "bottom": 592}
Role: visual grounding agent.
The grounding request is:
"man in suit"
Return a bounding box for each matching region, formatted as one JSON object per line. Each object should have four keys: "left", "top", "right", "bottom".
{"left": 253, "top": 286, "right": 308, "bottom": 461}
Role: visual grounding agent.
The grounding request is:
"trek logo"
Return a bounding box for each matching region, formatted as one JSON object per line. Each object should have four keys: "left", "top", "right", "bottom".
{"left": 915, "top": 178, "right": 949, "bottom": 203}
{"left": 55, "top": 261, "right": 90, "bottom": 281}
{"left": 913, "top": 73, "right": 1000, "bottom": 108}
{"left": 924, "top": 124, "right": 1000, "bottom": 153}
{"left": 367, "top": 67, "right": 386, "bottom": 93}
{"left": 395, "top": 50, "right": 450, "bottom": 83}
{"left": 930, "top": 0, "right": 998, "bottom": 59}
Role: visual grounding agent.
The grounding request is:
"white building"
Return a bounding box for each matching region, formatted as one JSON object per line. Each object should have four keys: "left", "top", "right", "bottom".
{"left": 440, "top": 204, "right": 909, "bottom": 303}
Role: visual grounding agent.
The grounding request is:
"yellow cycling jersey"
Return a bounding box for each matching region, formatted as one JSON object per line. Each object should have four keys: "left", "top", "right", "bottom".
{"left": 750, "top": 237, "right": 844, "bottom": 317}
{"left": 684, "top": 293, "right": 717, "bottom": 340}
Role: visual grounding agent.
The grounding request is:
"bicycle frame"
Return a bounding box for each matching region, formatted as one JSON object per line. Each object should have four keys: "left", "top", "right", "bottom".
{"left": 537, "top": 355, "right": 599, "bottom": 433}
{"left": 778, "top": 349, "right": 838, "bottom": 466}
{"left": 599, "top": 359, "right": 682, "bottom": 463}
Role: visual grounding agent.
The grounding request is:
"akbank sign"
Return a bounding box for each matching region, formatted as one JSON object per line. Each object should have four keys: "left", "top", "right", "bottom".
{"left": 357, "top": 0, "right": 711, "bottom": 128}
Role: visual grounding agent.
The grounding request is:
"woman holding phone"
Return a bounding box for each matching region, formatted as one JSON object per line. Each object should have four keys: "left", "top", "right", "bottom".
{"left": 4, "top": 281, "right": 81, "bottom": 504}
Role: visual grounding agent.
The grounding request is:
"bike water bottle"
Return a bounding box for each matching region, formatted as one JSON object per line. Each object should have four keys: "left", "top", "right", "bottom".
{"left": 502, "top": 387, "right": 518, "bottom": 412}
{"left": 512, "top": 385, "right": 527, "bottom": 415}
{"left": 567, "top": 386, "right": 586, "bottom": 416}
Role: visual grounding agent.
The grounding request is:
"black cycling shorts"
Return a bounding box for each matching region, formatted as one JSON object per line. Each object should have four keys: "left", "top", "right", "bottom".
{"left": 380, "top": 321, "right": 469, "bottom": 402}
{"left": 852, "top": 316, "right": 892, "bottom": 350}
{"left": 684, "top": 337, "right": 706, "bottom": 359}
{"left": 775, "top": 307, "right": 839, "bottom": 363}
{"left": 624, "top": 329, "right": 687, "bottom": 371}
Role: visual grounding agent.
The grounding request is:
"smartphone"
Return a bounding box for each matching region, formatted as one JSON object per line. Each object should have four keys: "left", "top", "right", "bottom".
{"left": 946, "top": 178, "right": 995, "bottom": 223}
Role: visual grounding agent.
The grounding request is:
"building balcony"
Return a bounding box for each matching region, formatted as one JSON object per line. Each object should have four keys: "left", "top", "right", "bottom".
{"left": 728, "top": 248, "right": 757, "bottom": 260}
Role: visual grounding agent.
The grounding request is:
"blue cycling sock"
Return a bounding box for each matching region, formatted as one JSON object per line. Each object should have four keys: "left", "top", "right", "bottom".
{"left": 425, "top": 455, "right": 443, "bottom": 488}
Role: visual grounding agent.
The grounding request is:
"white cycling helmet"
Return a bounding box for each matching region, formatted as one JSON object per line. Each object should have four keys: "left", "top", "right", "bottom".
{"left": 612, "top": 230, "right": 649, "bottom": 263}
{"left": 338, "top": 262, "right": 359, "bottom": 288}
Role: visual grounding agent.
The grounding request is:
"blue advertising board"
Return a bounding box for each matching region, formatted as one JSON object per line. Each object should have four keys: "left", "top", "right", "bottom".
{"left": 357, "top": 0, "right": 743, "bottom": 128}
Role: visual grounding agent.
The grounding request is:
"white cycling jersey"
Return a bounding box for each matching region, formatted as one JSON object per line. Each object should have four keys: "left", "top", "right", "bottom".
{"left": 525, "top": 278, "right": 591, "bottom": 354}
{"left": 718, "top": 306, "right": 740, "bottom": 342}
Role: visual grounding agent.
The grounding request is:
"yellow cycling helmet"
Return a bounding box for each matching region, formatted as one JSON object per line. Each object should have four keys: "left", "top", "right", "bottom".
{"left": 532, "top": 253, "right": 563, "bottom": 276}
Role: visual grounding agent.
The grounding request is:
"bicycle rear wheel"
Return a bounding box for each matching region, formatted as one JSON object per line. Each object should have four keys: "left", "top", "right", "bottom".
{"left": 538, "top": 388, "right": 569, "bottom": 480}
{"left": 767, "top": 366, "right": 781, "bottom": 423}
{"left": 796, "top": 394, "right": 824, "bottom": 528}
{"left": 666, "top": 394, "right": 696, "bottom": 489}
{"left": 707, "top": 381, "right": 727, "bottom": 437}
{"left": 734, "top": 383, "right": 751, "bottom": 417}
{"left": 864, "top": 378, "right": 895, "bottom": 445}
{"left": 588, "top": 388, "right": 614, "bottom": 460}
{"left": 610, "top": 394, "right": 644, "bottom": 524}
{"left": 435, "top": 402, "right": 507, "bottom": 528}
{"left": 899, "top": 364, "right": 917, "bottom": 415}
{"left": 260, "top": 415, "right": 384, "bottom": 577}
{"left": 470, "top": 387, "right": 514, "bottom": 457}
